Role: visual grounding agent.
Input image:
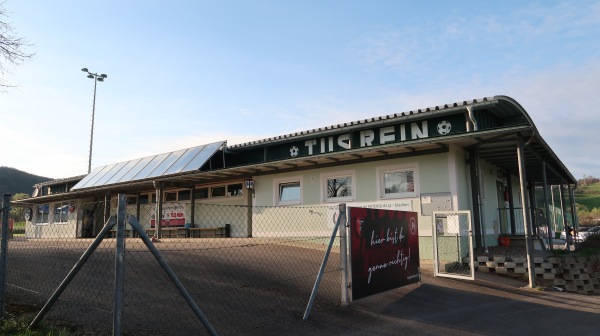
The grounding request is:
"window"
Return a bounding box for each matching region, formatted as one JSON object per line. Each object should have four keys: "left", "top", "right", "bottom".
{"left": 227, "top": 183, "right": 243, "bottom": 197}
{"left": 36, "top": 204, "right": 50, "bottom": 224}
{"left": 127, "top": 196, "right": 137, "bottom": 205}
{"left": 280, "top": 182, "right": 300, "bottom": 202}
{"left": 139, "top": 194, "right": 149, "bottom": 204}
{"left": 377, "top": 164, "right": 419, "bottom": 199}
{"left": 53, "top": 202, "right": 70, "bottom": 223}
{"left": 165, "top": 191, "right": 177, "bottom": 202}
{"left": 211, "top": 186, "right": 226, "bottom": 197}
{"left": 322, "top": 171, "right": 355, "bottom": 202}
{"left": 178, "top": 190, "right": 191, "bottom": 201}
{"left": 195, "top": 187, "right": 209, "bottom": 199}
{"left": 274, "top": 177, "right": 302, "bottom": 205}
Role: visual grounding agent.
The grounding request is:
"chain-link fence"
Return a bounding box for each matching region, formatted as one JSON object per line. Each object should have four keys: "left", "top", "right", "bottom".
{"left": 432, "top": 211, "right": 473, "bottom": 279}
{"left": 3, "top": 196, "right": 344, "bottom": 335}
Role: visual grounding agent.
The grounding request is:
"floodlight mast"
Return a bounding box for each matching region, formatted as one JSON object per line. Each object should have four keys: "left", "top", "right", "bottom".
{"left": 81, "top": 68, "right": 108, "bottom": 174}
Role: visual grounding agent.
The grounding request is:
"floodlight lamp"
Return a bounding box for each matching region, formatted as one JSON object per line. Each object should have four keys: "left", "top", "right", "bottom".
{"left": 81, "top": 68, "right": 88, "bottom": 72}
{"left": 100, "top": 74, "right": 107, "bottom": 78}
{"left": 87, "top": 74, "right": 94, "bottom": 79}
{"left": 97, "top": 77, "right": 104, "bottom": 82}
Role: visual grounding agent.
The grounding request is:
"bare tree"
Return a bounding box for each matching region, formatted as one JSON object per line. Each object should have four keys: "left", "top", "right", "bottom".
{"left": 0, "top": 1, "right": 34, "bottom": 89}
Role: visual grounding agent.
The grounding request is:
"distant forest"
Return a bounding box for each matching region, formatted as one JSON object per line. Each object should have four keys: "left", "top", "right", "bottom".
{"left": 0, "top": 166, "right": 52, "bottom": 198}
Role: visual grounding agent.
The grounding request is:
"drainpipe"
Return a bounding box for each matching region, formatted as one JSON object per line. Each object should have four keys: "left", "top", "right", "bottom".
{"left": 466, "top": 106, "right": 478, "bottom": 132}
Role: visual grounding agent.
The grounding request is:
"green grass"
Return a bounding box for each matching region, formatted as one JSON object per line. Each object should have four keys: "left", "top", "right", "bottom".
{"left": 576, "top": 194, "right": 600, "bottom": 211}
{"left": 0, "top": 316, "right": 70, "bottom": 336}
{"left": 576, "top": 182, "right": 600, "bottom": 210}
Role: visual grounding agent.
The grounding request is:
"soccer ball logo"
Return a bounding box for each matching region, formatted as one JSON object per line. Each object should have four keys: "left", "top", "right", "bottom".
{"left": 437, "top": 120, "right": 452, "bottom": 135}
{"left": 290, "top": 146, "right": 299, "bottom": 157}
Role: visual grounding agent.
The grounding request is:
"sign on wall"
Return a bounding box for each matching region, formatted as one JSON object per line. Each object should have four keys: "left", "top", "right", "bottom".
{"left": 350, "top": 207, "right": 420, "bottom": 300}
{"left": 150, "top": 203, "right": 187, "bottom": 227}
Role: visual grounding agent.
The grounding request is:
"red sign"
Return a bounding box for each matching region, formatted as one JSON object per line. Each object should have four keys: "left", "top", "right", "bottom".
{"left": 350, "top": 207, "right": 420, "bottom": 300}
{"left": 150, "top": 209, "right": 186, "bottom": 228}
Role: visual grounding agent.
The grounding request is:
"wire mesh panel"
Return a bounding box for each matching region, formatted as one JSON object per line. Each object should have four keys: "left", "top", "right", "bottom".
{"left": 432, "top": 211, "right": 474, "bottom": 280}
{"left": 6, "top": 199, "right": 343, "bottom": 335}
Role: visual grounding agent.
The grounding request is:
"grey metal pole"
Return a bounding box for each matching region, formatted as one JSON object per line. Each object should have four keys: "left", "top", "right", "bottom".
{"left": 550, "top": 186, "right": 558, "bottom": 236}
{"left": 516, "top": 140, "right": 536, "bottom": 288}
{"left": 338, "top": 204, "right": 349, "bottom": 306}
{"left": 30, "top": 216, "right": 117, "bottom": 329}
{"left": 0, "top": 194, "right": 11, "bottom": 319}
{"left": 154, "top": 181, "right": 163, "bottom": 239}
{"left": 542, "top": 162, "right": 553, "bottom": 249}
{"left": 126, "top": 215, "right": 218, "bottom": 336}
{"left": 303, "top": 203, "right": 346, "bottom": 320}
{"left": 113, "top": 194, "right": 127, "bottom": 335}
{"left": 88, "top": 77, "right": 97, "bottom": 174}
{"left": 559, "top": 181, "right": 570, "bottom": 250}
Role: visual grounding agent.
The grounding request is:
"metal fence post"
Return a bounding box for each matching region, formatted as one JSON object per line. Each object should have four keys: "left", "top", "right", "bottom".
{"left": 113, "top": 194, "right": 127, "bottom": 335}
{"left": 126, "top": 215, "right": 218, "bottom": 336}
{"left": 303, "top": 203, "right": 345, "bottom": 320}
{"left": 30, "top": 216, "right": 117, "bottom": 329}
{"left": 0, "top": 194, "right": 11, "bottom": 319}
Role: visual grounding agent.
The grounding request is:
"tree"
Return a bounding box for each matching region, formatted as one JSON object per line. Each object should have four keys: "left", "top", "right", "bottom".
{"left": 0, "top": 1, "right": 34, "bottom": 89}
{"left": 9, "top": 192, "right": 29, "bottom": 221}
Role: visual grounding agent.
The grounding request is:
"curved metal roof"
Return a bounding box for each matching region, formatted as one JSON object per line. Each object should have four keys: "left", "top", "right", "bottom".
{"left": 24, "top": 94, "right": 576, "bottom": 201}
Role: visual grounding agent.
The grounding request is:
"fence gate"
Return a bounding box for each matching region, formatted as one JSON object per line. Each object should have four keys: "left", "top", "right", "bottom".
{"left": 432, "top": 211, "right": 474, "bottom": 280}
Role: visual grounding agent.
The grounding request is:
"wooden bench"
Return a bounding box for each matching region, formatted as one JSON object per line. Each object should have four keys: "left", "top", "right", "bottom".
{"left": 108, "top": 229, "right": 131, "bottom": 238}
{"left": 158, "top": 227, "right": 187, "bottom": 238}
{"left": 144, "top": 226, "right": 229, "bottom": 238}
{"left": 189, "top": 227, "right": 227, "bottom": 238}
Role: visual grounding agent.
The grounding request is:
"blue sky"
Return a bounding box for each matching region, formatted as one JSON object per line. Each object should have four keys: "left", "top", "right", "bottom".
{"left": 2, "top": 1, "right": 600, "bottom": 180}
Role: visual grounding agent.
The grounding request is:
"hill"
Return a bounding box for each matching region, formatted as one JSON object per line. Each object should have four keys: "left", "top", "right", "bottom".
{"left": 0, "top": 166, "right": 52, "bottom": 198}
{"left": 575, "top": 181, "right": 600, "bottom": 210}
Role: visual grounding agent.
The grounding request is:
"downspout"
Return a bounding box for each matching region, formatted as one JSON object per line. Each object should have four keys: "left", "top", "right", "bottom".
{"left": 466, "top": 106, "right": 485, "bottom": 251}
{"left": 466, "top": 106, "right": 478, "bottom": 131}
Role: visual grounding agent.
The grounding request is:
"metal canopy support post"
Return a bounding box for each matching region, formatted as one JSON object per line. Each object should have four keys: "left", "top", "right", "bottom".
{"left": 468, "top": 150, "right": 483, "bottom": 249}
{"left": 190, "top": 186, "right": 196, "bottom": 229}
{"left": 506, "top": 172, "right": 516, "bottom": 234}
{"left": 154, "top": 181, "right": 164, "bottom": 239}
{"left": 568, "top": 185, "right": 577, "bottom": 230}
{"left": 135, "top": 192, "right": 142, "bottom": 238}
{"left": 559, "top": 181, "right": 570, "bottom": 251}
{"left": 304, "top": 203, "right": 346, "bottom": 320}
{"left": 516, "top": 140, "right": 536, "bottom": 288}
{"left": 542, "top": 162, "right": 554, "bottom": 249}
{"left": 126, "top": 215, "right": 218, "bottom": 336}
{"left": 104, "top": 192, "right": 112, "bottom": 233}
{"left": 113, "top": 194, "right": 127, "bottom": 335}
{"left": 0, "top": 194, "right": 11, "bottom": 319}
{"left": 529, "top": 182, "right": 538, "bottom": 235}
{"left": 246, "top": 183, "right": 253, "bottom": 237}
{"left": 30, "top": 216, "right": 117, "bottom": 329}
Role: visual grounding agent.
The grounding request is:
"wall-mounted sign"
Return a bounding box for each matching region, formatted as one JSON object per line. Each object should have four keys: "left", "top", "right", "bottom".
{"left": 350, "top": 207, "right": 420, "bottom": 300}
{"left": 269, "top": 113, "right": 466, "bottom": 160}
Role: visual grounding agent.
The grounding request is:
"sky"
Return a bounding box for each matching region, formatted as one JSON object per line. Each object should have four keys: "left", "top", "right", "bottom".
{"left": 1, "top": 0, "right": 599, "bottom": 180}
